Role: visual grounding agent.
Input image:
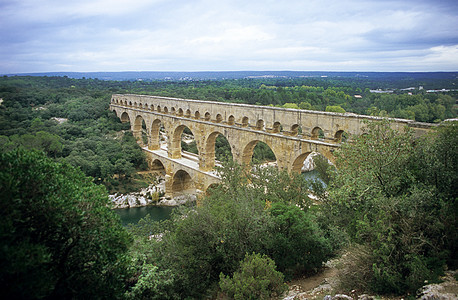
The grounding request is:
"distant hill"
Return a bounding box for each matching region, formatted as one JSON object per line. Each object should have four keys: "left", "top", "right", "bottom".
{"left": 3, "top": 71, "right": 458, "bottom": 81}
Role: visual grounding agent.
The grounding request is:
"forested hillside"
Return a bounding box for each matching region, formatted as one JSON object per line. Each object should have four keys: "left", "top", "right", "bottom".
{"left": 0, "top": 75, "right": 456, "bottom": 299}
{"left": 0, "top": 75, "right": 456, "bottom": 190}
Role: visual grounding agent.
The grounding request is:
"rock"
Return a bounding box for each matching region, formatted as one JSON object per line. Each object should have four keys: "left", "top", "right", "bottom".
{"left": 310, "top": 283, "right": 332, "bottom": 295}
{"left": 302, "top": 152, "right": 317, "bottom": 172}
{"left": 109, "top": 180, "right": 169, "bottom": 208}
{"left": 330, "top": 294, "right": 353, "bottom": 300}
{"left": 417, "top": 270, "right": 458, "bottom": 300}
{"left": 158, "top": 199, "right": 177, "bottom": 206}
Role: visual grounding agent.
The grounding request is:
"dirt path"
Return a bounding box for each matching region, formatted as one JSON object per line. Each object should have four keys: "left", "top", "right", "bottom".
{"left": 288, "top": 267, "right": 338, "bottom": 293}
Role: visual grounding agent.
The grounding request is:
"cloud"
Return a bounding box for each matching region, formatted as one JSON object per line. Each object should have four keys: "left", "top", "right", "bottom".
{"left": 1, "top": 0, "right": 457, "bottom": 72}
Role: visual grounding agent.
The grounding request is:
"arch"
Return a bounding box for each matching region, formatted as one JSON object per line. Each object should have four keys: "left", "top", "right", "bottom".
{"left": 150, "top": 159, "right": 166, "bottom": 176}
{"left": 139, "top": 103, "right": 143, "bottom": 108}
{"left": 291, "top": 152, "right": 312, "bottom": 174}
{"left": 241, "top": 140, "right": 277, "bottom": 165}
{"left": 203, "top": 131, "right": 233, "bottom": 170}
{"left": 204, "top": 112, "right": 211, "bottom": 121}
{"left": 149, "top": 119, "right": 163, "bottom": 150}
{"left": 312, "top": 127, "right": 325, "bottom": 139}
{"left": 185, "top": 109, "right": 191, "bottom": 118}
{"left": 272, "top": 121, "right": 282, "bottom": 133}
{"left": 120, "top": 112, "right": 130, "bottom": 123}
{"left": 133, "top": 115, "right": 148, "bottom": 145}
{"left": 228, "top": 115, "right": 235, "bottom": 125}
{"left": 171, "top": 125, "right": 198, "bottom": 159}
{"left": 334, "top": 130, "right": 348, "bottom": 143}
{"left": 134, "top": 102, "right": 138, "bottom": 107}
{"left": 205, "top": 183, "right": 221, "bottom": 196}
{"left": 157, "top": 105, "right": 161, "bottom": 112}
{"left": 144, "top": 103, "right": 148, "bottom": 110}
{"left": 291, "top": 124, "right": 302, "bottom": 136}
{"left": 172, "top": 170, "right": 195, "bottom": 194}
{"left": 256, "top": 119, "right": 264, "bottom": 131}
{"left": 129, "top": 101, "right": 132, "bottom": 106}
{"left": 241, "top": 116, "right": 249, "bottom": 127}
{"left": 194, "top": 111, "right": 200, "bottom": 119}
{"left": 163, "top": 107, "right": 169, "bottom": 114}
{"left": 215, "top": 114, "right": 223, "bottom": 123}
{"left": 171, "top": 107, "right": 176, "bottom": 114}
{"left": 177, "top": 108, "right": 184, "bottom": 116}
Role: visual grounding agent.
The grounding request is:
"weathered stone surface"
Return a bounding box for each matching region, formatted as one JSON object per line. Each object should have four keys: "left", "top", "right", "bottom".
{"left": 417, "top": 271, "right": 458, "bottom": 300}
{"left": 110, "top": 94, "right": 436, "bottom": 197}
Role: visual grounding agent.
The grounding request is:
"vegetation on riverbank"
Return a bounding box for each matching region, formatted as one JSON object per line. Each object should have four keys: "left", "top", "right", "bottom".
{"left": 0, "top": 75, "right": 456, "bottom": 298}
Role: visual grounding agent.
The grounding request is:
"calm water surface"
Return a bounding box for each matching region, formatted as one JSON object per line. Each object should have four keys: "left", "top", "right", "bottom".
{"left": 114, "top": 206, "right": 175, "bottom": 226}
{"left": 115, "top": 171, "right": 321, "bottom": 226}
{"left": 303, "top": 169, "right": 326, "bottom": 188}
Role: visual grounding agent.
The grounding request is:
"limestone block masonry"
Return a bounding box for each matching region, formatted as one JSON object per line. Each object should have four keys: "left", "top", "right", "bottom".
{"left": 110, "top": 94, "right": 436, "bottom": 196}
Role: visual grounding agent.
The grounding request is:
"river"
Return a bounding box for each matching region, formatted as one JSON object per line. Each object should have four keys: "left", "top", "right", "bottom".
{"left": 115, "top": 170, "right": 322, "bottom": 225}
{"left": 114, "top": 206, "right": 175, "bottom": 226}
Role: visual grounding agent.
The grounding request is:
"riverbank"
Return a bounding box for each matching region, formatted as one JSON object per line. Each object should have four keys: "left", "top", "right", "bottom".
{"left": 109, "top": 174, "right": 198, "bottom": 208}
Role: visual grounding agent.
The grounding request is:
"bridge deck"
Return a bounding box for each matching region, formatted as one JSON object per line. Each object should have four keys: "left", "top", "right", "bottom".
{"left": 112, "top": 94, "right": 436, "bottom": 196}
{"left": 142, "top": 146, "right": 220, "bottom": 179}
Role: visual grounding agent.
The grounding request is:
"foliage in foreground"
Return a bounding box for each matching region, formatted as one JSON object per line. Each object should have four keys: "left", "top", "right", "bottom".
{"left": 320, "top": 120, "right": 457, "bottom": 294}
{"left": 0, "top": 149, "right": 131, "bottom": 299}
{"left": 219, "top": 253, "right": 288, "bottom": 300}
{"left": 127, "top": 163, "right": 332, "bottom": 298}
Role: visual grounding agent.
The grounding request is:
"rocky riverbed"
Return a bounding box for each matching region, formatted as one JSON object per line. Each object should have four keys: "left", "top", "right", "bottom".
{"left": 109, "top": 178, "right": 197, "bottom": 208}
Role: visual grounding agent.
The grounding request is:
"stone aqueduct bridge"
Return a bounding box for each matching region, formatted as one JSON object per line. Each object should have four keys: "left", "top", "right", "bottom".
{"left": 110, "top": 94, "right": 433, "bottom": 197}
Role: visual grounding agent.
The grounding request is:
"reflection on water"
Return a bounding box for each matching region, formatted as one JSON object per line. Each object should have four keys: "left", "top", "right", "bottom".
{"left": 114, "top": 206, "right": 175, "bottom": 226}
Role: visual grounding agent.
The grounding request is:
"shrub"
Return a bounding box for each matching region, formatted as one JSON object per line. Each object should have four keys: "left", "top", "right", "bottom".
{"left": 325, "top": 121, "right": 456, "bottom": 295}
{"left": 267, "top": 202, "right": 332, "bottom": 279}
{"left": 219, "top": 253, "right": 287, "bottom": 300}
{"left": 125, "top": 261, "right": 176, "bottom": 300}
{"left": 335, "top": 244, "right": 375, "bottom": 293}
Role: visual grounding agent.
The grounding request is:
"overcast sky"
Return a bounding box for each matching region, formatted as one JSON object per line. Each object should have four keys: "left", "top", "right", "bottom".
{"left": 1, "top": 0, "right": 457, "bottom": 73}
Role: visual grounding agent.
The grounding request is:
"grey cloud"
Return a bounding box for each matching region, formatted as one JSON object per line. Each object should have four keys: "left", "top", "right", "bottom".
{"left": 1, "top": 0, "right": 457, "bottom": 73}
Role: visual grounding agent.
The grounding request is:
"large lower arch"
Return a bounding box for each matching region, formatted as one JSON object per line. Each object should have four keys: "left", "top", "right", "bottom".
{"left": 241, "top": 140, "right": 277, "bottom": 166}
{"left": 172, "top": 170, "right": 195, "bottom": 195}
{"left": 169, "top": 124, "right": 198, "bottom": 159}
{"left": 291, "top": 152, "right": 313, "bottom": 174}
{"left": 120, "top": 112, "right": 130, "bottom": 123}
{"left": 291, "top": 151, "right": 334, "bottom": 174}
{"left": 149, "top": 119, "right": 163, "bottom": 150}
{"left": 201, "top": 131, "right": 233, "bottom": 171}
{"left": 133, "top": 115, "right": 148, "bottom": 146}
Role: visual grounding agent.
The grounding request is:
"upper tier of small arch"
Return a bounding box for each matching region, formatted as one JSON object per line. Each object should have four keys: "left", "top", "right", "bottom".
{"left": 111, "top": 94, "right": 435, "bottom": 141}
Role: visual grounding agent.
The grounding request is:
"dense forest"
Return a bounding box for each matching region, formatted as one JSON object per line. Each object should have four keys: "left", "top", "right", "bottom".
{"left": 0, "top": 75, "right": 457, "bottom": 299}
{"left": 0, "top": 75, "right": 456, "bottom": 186}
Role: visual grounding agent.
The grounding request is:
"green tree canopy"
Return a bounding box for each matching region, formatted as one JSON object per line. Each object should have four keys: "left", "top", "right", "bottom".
{"left": 321, "top": 120, "right": 457, "bottom": 294}
{"left": 0, "top": 149, "right": 131, "bottom": 299}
